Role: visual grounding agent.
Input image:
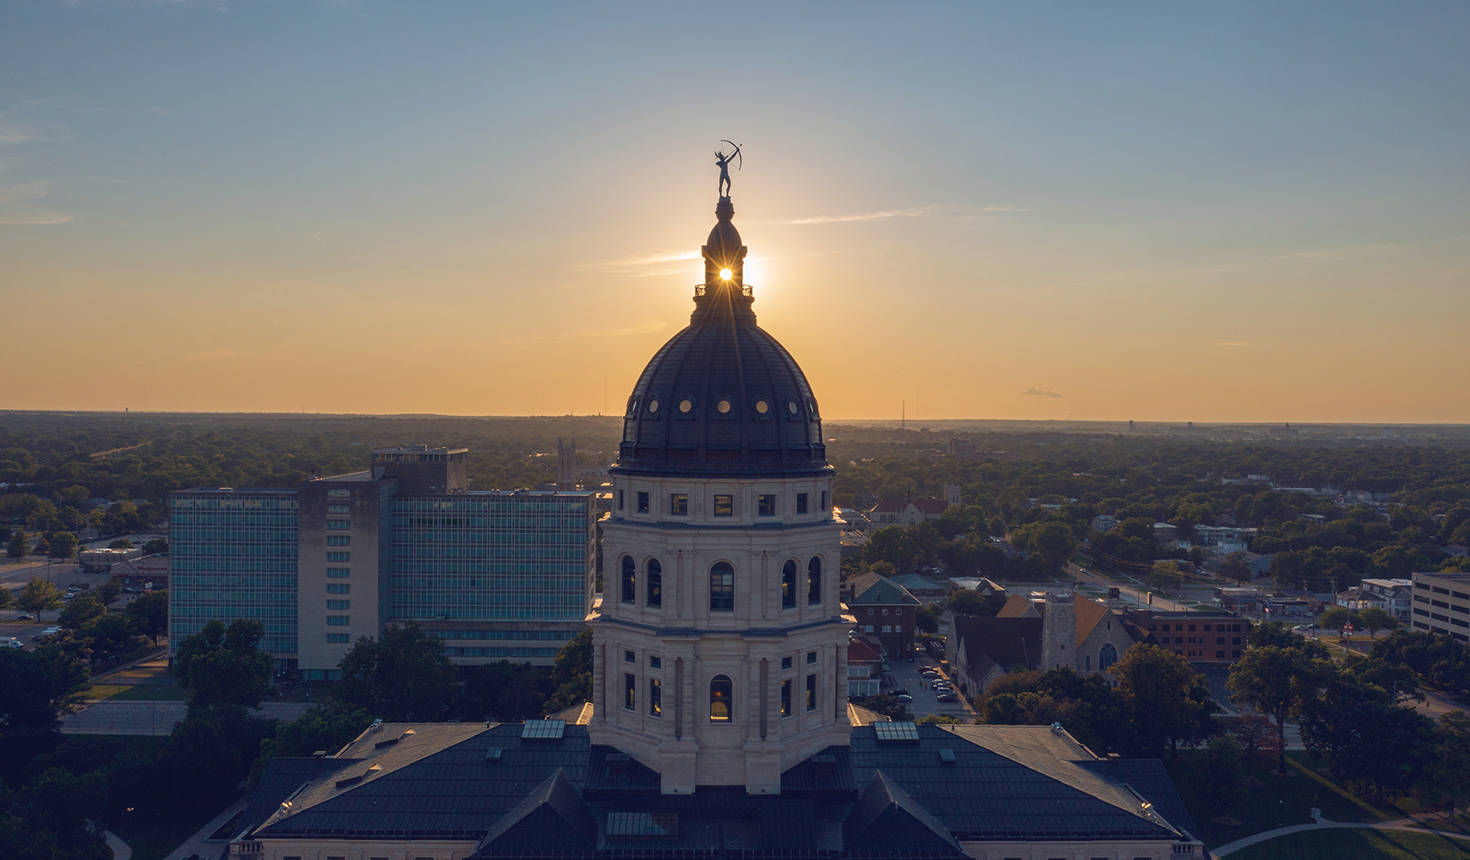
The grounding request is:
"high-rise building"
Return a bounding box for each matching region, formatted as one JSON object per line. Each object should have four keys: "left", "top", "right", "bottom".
{"left": 169, "top": 445, "right": 597, "bottom": 674}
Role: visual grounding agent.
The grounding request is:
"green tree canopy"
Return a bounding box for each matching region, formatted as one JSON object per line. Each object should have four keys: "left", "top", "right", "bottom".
{"left": 1109, "top": 644, "right": 1214, "bottom": 757}
{"left": 124, "top": 590, "right": 169, "bottom": 644}
{"left": 545, "top": 629, "right": 593, "bottom": 714}
{"left": 15, "top": 578, "right": 62, "bottom": 614}
{"left": 333, "top": 623, "right": 456, "bottom": 722}
{"left": 947, "top": 589, "right": 1005, "bottom": 617}
{"left": 6, "top": 530, "right": 27, "bottom": 560}
{"left": 1227, "top": 643, "right": 1331, "bottom": 772}
{"left": 173, "top": 619, "right": 274, "bottom": 713}
{"left": 58, "top": 592, "right": 105, "bottom": 631}
{"left": 46, "top": 532, "right": 78, "bottom": 560}
{"left": 1355, "top": 607, "right": 1397, "bottom": 638}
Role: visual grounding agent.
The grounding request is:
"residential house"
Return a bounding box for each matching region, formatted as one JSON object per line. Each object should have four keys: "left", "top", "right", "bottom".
{"left": 869, "top": 498, "right": 950, "bottom": 528}
{"left": 846, "top": 574, "right": 920, "bottom": 656}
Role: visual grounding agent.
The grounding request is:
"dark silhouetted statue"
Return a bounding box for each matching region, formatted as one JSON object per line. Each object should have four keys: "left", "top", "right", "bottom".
{"left": 715, "top": 140, "right": 742, "bottom": 197}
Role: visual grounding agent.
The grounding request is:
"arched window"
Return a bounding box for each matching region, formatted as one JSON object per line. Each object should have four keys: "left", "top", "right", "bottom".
{"left": 710, "top": 675, "right": 733, "bottom": 722}
{"left": 646, "top": 559, "right": 662, "bottom": 607}
{"left": 781, "top": 560, "right": 797, "bottom": 609}
{"left": 1099, "top": 643, "right": 1118, "bottom": 672}
{"left": 710, "top": 562, "right": 734, "bottom": 612}
{"left": 807, "top": 557, "right": 822, "bottom": 605}
{"left": 620, "top": 556, "right": 636, "bottom": 604}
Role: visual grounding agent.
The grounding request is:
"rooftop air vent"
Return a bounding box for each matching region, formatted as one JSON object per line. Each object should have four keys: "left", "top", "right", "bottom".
{"left": 521, "top": 719, "right": 566, "bottom": 740}
{"left": 485, "top": 746, "right": 503, "bottom": 763}
{"left": 938, "top": 748, "right": 957, "bottom": 765}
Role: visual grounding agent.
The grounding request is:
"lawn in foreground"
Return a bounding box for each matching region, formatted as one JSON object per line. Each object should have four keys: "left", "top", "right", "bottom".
{"left": 1227, "top": 828, "right": 1470, "bottom": 860}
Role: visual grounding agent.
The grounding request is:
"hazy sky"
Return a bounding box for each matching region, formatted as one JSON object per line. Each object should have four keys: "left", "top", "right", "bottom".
{"left": 3, "top": 2, "right": 1468, "bottom": 422}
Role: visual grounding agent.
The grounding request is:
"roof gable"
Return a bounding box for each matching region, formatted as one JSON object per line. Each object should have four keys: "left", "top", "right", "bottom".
{"left": 995, "top": 594, "right": 1039, "bottom": 618}
{"left": 844, "top": 771, "right": 964, "bottom": 856}
{"left": 851, "top": 577, "right": 920, "bottom": 606}
{"left": 952, "top": 615, "right": 1042, "bottom": 673}
{"left": 475, "top": 768, "right": 596, "bottom": 856}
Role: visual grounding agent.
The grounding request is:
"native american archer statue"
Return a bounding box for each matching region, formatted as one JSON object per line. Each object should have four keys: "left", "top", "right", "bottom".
{"left": 715, "top": 140, "right": 742, "bottom": 197}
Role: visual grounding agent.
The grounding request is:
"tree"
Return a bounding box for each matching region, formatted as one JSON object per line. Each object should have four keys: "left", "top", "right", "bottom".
{"left": 1297, "top": 668, "right": 1435, "bottom": 799}
{"left": 1220, "top": 551, "right": 1251, "bottom": 585}
{"left": 1109, "top": 645, "right": 1213, "bottom": 757}
{"left": 914, "top": 602, "right": 940, "bottom": 634}
{"left": 6, "top": 530, "right": 25, "bottom": 560}
{"left": 1356, "top": 607, "right": 1396, "bottom": 638}
{"left": 856, "top": 694, "right": 912, "bottom": 722}
{"left": 47, "top": 532, "right": 78, "bottom": 560}
{"left": 97, "top": 577, "right": 122, "bottom": 606}
{"left": 334, "top": 623, "right": 457, "bottom": 721}
{"left": 948, "top": 589, "right": 1004, "bottom": 617}
{"left": 459, "top": 661, "right": 553, "bottom": 722}
{"left": 1222, "top": 714, "right": 1282, "bottom": 766}
{"left": 1419, "top": 711, "right": 1470, "bottom": 818}
{"left": 15, "top": 578, "right": 63, "bottom": 614}
{"left": 545, "top": 629, "right": 593, "bottom": 714}
{"left": 82, "top": 613, "right": 144, "bottom": 665}
{"left": 1192, "top": 736, "right": 1246, "bottom": 817}
{"left": 1010, "top": 521, "right": 1080, "bottom": 570}
{"left": 1227, "top": 644, "right": 1331, "bottom": 773}
{"left": 0, "top": 588, "right": 9, "bottom": 612}
{"left": 142, "top": 537, "right": 168, "bottom": 555}
{"left": 173, "top": 619, "right": 274, "bottom": 712}
{"left": 125, "top": 590, "right": 169, "bottom": 644}
{"left": 107, "top": 538, "right": 133, "bottom": 549}
{"left": 249, "top": 701, "right": 372, "bottom": 790}
{"left": 1319, "top": 606, "right": 1357, "bottom": 635}
{"left": 862, "top": 526, "right": 919, "bottom": 574}
{"left": 58, "top": 592, "right": 105, "bottom": 631}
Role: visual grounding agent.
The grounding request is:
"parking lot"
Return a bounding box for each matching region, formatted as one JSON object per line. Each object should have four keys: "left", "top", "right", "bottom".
{"left": 882, "top": 647, "right": 974, "bottom": 721}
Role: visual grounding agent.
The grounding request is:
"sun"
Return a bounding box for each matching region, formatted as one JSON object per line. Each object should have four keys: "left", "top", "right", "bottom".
{"left": 719, "top": 268, "right": 732, "bottom": 281}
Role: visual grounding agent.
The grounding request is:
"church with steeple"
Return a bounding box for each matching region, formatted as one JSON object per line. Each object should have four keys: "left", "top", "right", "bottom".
{"left": 231, "top": 174, "right": 1204, "bottom": 860}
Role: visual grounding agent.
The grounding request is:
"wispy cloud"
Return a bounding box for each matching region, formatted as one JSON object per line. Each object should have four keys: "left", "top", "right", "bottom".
{"left": 782, "top": 207, "right": 928, "bottom": 225}
{"left": 578, "top": 249, "right": 701, "bottom": 278}
{"left": 0, "top": 213, "right": 74, "bottom": 225}
{"left": 1019, "top": 388, "right": 1063, "bottom": 399}
{"left": 1213, "top": 342, "right": 1255, "bottom": 347}
{"left": 1285, "top": 242, "right": 1419, "bottom": 261}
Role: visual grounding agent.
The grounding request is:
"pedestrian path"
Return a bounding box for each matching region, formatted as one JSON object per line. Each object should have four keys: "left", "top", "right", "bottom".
{"left": 62, "top": 700, "right": 314, "bottom": 735}
{"left": 1211, "top": 808, "right": 1470, "bottom": 857}
{"left": 104, "top": 829, "right": 132, "bottom": 860}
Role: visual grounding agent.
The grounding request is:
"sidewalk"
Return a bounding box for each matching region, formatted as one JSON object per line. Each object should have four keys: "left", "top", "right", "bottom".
{"left": 1211, "top": 809, "right": 1470, "bottom": 857}
{"left": 162, "top": 797, "right": 247, "bottom": 860}
{"left": 104, "top": 829, "right": 132, "bottom": 860}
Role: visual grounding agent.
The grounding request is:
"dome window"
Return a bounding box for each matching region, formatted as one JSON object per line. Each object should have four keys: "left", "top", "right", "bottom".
{"left": 755, "top": 399, "right": 769, "bottom": 414}
{"left": 679, "top": 398, "right": 694, "bottom": 413}
{"left": 716, "top": 398, "right": 732, "bottom": 414}
{"left": 627, "top": 396, "right": 639, "bottom": 416}
{"left": 647, "top": 399, "right": 660, "bottom": 414}
{"left": 787, "top": 399, "right": 800, "bottom": 416}
{"left": 807, "top": 398, "right": 819, "bottom": 417}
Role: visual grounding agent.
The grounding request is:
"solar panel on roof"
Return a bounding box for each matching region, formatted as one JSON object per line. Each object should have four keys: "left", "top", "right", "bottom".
{"left": 521, "top": 720, "right": 566, "bottom": 740}
{"left": 873, "top": 721, "right": 920, "bottom": 742}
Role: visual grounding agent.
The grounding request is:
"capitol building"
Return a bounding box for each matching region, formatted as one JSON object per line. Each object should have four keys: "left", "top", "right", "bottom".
{"left": 231, "top": 184, "right": 1204, "bottom": 860}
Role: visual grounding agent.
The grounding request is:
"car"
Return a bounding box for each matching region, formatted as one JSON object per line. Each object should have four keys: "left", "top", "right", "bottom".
{"left": 890, "top": 689, "right": 910, "bottom": 697}
{"left": 936, "top": 693, "right": 959, "bottom": 703}
{"left": 895, "top": 694, "right": 913, "bottom": 703}
{"left": 15, "top": 613, "right": 36, "bottom": 621}
{"left": 32, "top": 626, "right": 62, "bottom": 641}
{"left": 920, "top": 669, "right": 939, "bottom": 678}
{"left": 1, "top": 638, "right": 23, "bottom": 649}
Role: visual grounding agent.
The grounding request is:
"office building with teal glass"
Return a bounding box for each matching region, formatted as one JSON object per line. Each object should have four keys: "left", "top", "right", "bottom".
{"left": 169, "top": 445, "right": 597, "bottom": 676}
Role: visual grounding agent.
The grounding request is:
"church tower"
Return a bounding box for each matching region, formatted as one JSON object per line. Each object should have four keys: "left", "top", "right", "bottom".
{"left": 589, "top": 193, "right": 850, "bottom": 795}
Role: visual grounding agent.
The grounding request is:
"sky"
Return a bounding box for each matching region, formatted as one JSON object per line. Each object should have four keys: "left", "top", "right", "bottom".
{"left": 2, "top": 2, "right": 1468, "bottom": 423}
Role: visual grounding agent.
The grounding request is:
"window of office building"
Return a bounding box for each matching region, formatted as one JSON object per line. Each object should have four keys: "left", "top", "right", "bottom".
{"left": 327, "top": 536, "right": 350, "bottom": 546}
{"left": 327, "top": 520, "right": 350, "bottom": 531}
{"left": 327, "top": 616, "right": 349, "bottom": 626}
{"left": 647, "top": 559, "right": 662, "bottom": 607}
{"left": 714, "top": 495, "right": 733, "bottom": 517}
{"left": 327, "top": 568, "right": 350, "bottom": 578}
{"left": 618, "top": 490, "right": 624, "bottom": 511}
{"left": 649, "top": 655, "right": 661, "bottom": 669}
{"left": 327, "top": 552, "right": 349, "bottom": 562}
{"left": 782, "top": 560, "right": 797, "bottom": 609}
{"left": 327, "top": 600, "right": 349, "bottom": 610}
{"left": 327, "top": 504, "right": 350, "bottom": 514}
{"left": 649, "top": 677, "right": 661, "bottom": 716}
{"left": 670, "top": 494, "right": 688, "bottom": 516}
{"left": 781, "top": 679, "right": 792, "bottom": 716}
{"left": 624, "top": 650, "right": 636, "bottom": 663}
{"left": 806, "top": 674, "right": 817, "bottom": 711}
{"left": 796, "top": 493, "right": 808, "bottom": 515}
{"left": 710, "top": 562, "right": 734, "bottom": 612}
{"left": 758, "top": 494, "right": 776, "bottom": 516}
{"left": 327, "top": 584, "right": 349, "bottom": 594}
{"left": 637, "top": 492, "right": 649, "bottom": 513}
{"left": 807, "top": 557, "right": 822, "bottom": 604}
{"left": 781, "top": 656, "right": 792, "bottom": 670}
{"left": 327, "top": 634, "right": 349, "bottom": 644}
{"left": 807, "top": 651, "right": 817, "bottom": 665}
{"left": 624, "top": 673, "right": 636, "bottom": 711}
{"left": 710, "top": 675, "right": 732, "bottom": 721}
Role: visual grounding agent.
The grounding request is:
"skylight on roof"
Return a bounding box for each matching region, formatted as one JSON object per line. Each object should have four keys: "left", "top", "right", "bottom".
{"left": 606, "top": 812, "right": 679, "bottom": 839}
{"left": 521, "top": 719, "right": 566, "bottom": 740}
{"left": 873, "top": 721, "right": 919, "bottom": 742}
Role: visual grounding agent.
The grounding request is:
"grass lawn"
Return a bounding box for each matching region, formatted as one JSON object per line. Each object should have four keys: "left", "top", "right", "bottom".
{"left": 109, "top": 800, "right": 239, "bottom": 860}
{"left": 1227, "top": 829, "right": 1470, "bottom": 860}
{"left": 1167, "top": 751, "right": 1406, "bottom": 849}
{"left": 102, "top": 683, "right": 189, "bottom": 701}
